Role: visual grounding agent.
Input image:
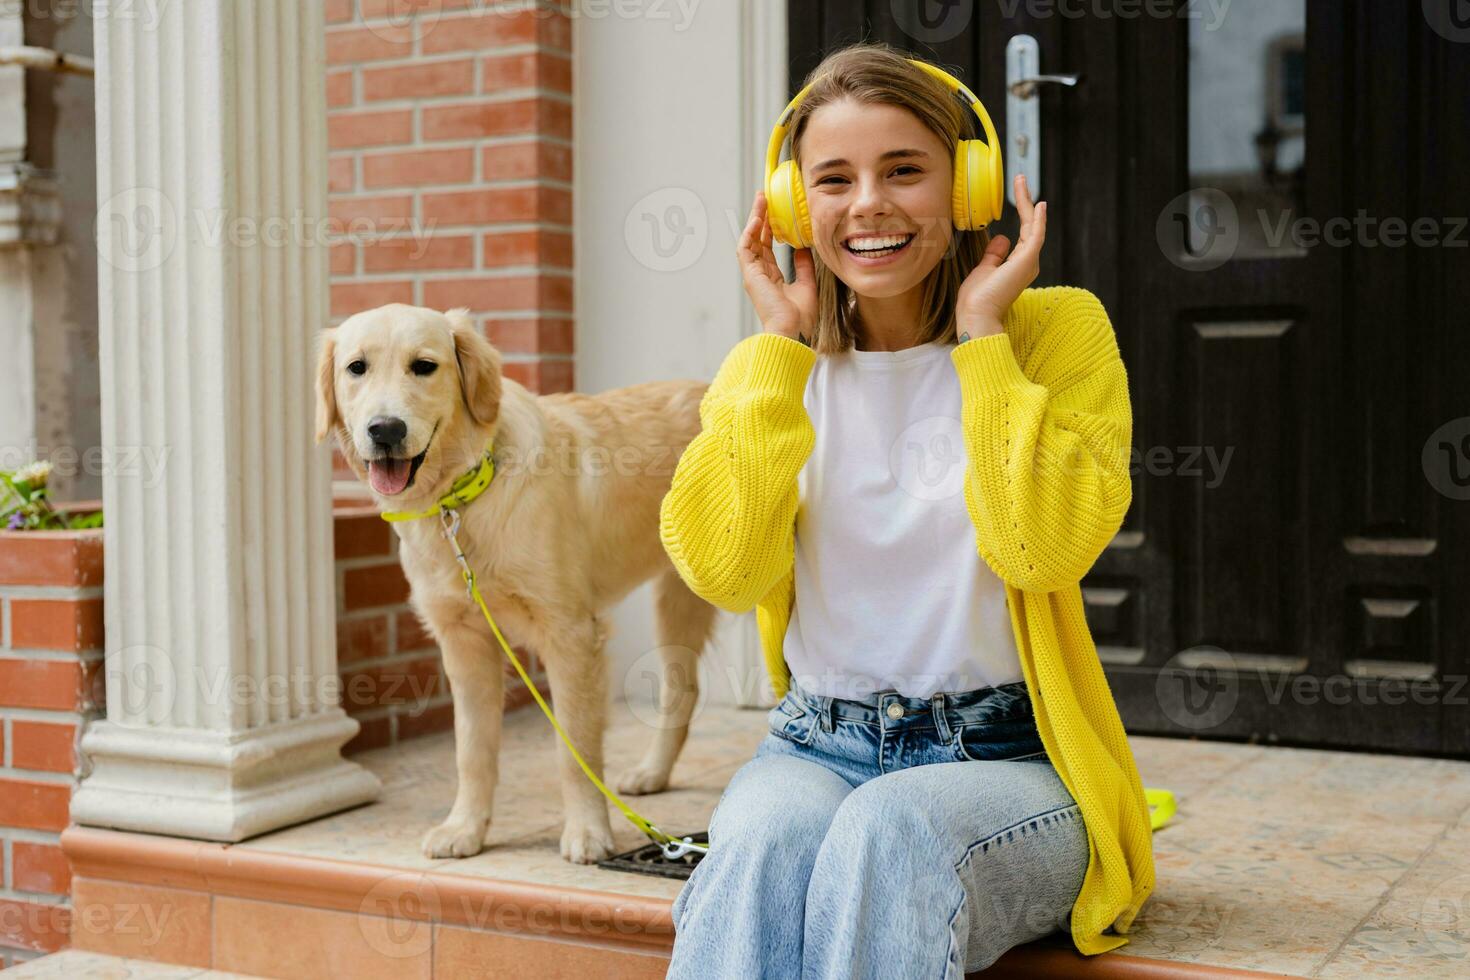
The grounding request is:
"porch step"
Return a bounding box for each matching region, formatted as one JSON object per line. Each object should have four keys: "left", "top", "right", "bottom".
{"left": 56, "top": 698, "right": 1470, "bottom": 978}
{"left": 58, "top": 825, "right": 1291, "bottom": 979}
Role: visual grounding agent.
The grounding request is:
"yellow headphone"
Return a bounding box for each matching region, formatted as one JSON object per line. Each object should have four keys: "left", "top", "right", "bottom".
{"left": 764, "top": 59, "right": 1005, "bottom": 249}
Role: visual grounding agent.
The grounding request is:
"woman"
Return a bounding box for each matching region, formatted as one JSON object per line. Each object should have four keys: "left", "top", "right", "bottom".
{"left": 659, "top": 42, "right": 1154, "bottom": 978}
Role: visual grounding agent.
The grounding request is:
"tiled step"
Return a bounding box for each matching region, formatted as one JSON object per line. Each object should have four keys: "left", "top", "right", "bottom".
{"left": 59, "top": 824, "right": 1293, "bottom": 979}
{"left": 48, "top": 699, "right": 1470, "bottom": 977}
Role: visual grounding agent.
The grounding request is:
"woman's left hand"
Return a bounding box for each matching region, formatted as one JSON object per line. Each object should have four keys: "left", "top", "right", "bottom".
{"left": 955, "top": 173, "right": 1047, "bottom": 340}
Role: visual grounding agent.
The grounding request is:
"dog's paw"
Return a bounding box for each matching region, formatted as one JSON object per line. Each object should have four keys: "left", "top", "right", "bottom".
{"left": 615, "top": 765, "right": 670, "bottom": 796}
{"left": 421, "top": 817, "right": 489, "bottom": 859}
{"left": 559, "top": 819, "right": 617, "bottom": 864}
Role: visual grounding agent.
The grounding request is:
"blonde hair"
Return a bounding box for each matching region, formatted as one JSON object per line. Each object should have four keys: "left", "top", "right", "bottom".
{"left": 788, "top": 41, "right": 992, "bottom": 355}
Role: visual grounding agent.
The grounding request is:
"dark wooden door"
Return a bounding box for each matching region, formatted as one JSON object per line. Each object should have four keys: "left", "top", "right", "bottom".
{"left": 788, "top": 1, "right": 1469, "bottom": 756}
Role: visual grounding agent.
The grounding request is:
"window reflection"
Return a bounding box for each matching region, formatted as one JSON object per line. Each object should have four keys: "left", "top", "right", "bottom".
{"left": 1188, "top": 1, "right": 1306, "bottom": 259}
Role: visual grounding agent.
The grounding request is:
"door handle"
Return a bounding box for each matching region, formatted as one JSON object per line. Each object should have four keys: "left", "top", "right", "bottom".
{"left": 1008, "top": 74, "right": 1081, "bottom": 100}
{"left": 1005, "top": 35, "right": 1082, "bottom": 206}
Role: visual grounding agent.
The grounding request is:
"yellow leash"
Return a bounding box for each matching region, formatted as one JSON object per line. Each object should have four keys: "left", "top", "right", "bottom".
{"left": 382, "top": 443, "right": 707, "bottom": 860}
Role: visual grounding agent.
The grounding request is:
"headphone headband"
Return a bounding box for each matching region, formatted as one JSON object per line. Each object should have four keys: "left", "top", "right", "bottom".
{"left": 763, "top": 59, "right": 1000, "bottom": 192}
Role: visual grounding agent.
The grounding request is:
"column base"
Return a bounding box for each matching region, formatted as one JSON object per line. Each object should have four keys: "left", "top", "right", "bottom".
{"left": 71, "top": 710, "right": 382, "bottom": 842}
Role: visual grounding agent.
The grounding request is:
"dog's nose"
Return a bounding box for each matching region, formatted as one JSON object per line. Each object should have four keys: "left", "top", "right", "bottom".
{"left": 367, "top": 416, "right": 407, "bottom": 446}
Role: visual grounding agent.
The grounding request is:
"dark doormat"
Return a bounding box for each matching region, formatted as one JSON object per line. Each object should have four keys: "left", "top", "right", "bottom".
{"left": 596, "top": 831, "right": 709, "bottom": 880}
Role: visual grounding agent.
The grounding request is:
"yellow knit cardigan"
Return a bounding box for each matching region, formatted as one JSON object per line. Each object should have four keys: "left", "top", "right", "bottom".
{"left": 658, "top": 284, "right": 1155, "bottom": 955}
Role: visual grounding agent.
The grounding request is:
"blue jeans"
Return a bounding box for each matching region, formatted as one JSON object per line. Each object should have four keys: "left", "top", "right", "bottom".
{"left": 667, "top": 677, "right": 1089, "bottom": 979}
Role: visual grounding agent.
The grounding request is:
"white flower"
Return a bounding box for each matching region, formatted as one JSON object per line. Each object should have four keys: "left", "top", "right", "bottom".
{"left": 15, "top": 460, "right": 52, "bottom": 487}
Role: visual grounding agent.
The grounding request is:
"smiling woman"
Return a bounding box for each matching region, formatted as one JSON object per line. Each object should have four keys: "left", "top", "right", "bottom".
{"left": 661, "top": 41, "right": 1157, "bottom": 978}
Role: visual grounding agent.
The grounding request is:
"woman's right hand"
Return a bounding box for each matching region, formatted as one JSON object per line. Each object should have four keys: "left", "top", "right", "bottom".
{"left": 738, "top": 191, "right": 817, "bottom": 343}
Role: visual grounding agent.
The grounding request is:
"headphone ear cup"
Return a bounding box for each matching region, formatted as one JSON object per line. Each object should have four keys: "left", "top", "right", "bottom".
{"left": 766, "top": 160, "right": 812, "bottom": 248}
{"left": 952, "top": 139, "right": 1002, "bottom": 231}
{"left": 986, "top": 137, "right": 1004, "bottom": 226}
{"left": 951, "top": 141, "right": 977, "bottom": 231}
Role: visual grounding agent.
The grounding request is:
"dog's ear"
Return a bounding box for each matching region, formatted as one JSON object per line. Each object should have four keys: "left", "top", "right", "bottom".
{"left": 313, "top": 326, "right": 340, "bottom": 444}
{"left": 447, "top": 308, "right": 502, "bottom": 428}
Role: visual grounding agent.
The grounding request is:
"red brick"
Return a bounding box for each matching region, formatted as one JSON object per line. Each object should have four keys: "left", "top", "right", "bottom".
{"left": 328, "top": 109, "right": 413, "bottom": 149}
{"left": 503, "top": 359, "right": 574, "bottom": 394}
{"left": 421, "top": 186, "right": 571, "bottom": 226}
{"left": 11, "top": 842, "right": 71, "bottom": 896}
{"left": 328, "top": 154, "right": 356, "bottom": 193}
{"left": 484, "top": 318, "right": 574, "bottom": 355}
{"left": 481, "top": 229, "right": 573, "bottom": 269}
{"left": 0, "top": 659, "right": 85, "bottom": 711}
{"left": 359, "top": 0, "right": 472, "bottom": 17}
{"left": 10, "top": 598, "right": 103, "bottom": 652}
{"left": 423, "top": 274, "right": 572, "bottom": 314}
{"left": 363, "top": 59, "right": 475, "bottom": 101}
{"left": 395, "top": 610, "right": 434, "bottom": 652}
{"left": 343, "top": 562, "right": 411, "bottom": 610}
{"left": 0, "top": 897, "right": 70, "bottom": 953}
{"left": 341, "top": 656, "right": 443, "bottom": 712}
{"left": 326, "top": 69, "right": 354, "bottom": 107}
{"left": 362, "top": 147, "right": 474, "bottom": 189}
{"left": 330, "top": 241, "right": 357, "bottom": 275}
{"left": 0, "top": 778, "right": 71, "bottom": 832}
{"left": 328, "top": 193, "right": 414, "bottom": 227}
{"left": 0, "top": 531, "right": 103, "bottom": 587}
{"left": 423, "top": 98, "right": 570, "bottom": 141}
{"left": 397, "top": 700, "right": 454, "bottom": 740}
{"left": 481, "top": 141, "right": 572, "bottom": 183}
{"left": 331, "top": 281, "right": 414, "bottom": 318}
{"left": 11, "top": 721, "right": 75, "bottom": 773}
{"left": 325, "top": 0, "right": 353, "bottom": 24}
{"left": 337, "top": 614, "right": 390, "bottom": 666}
{"left": 363, "top": 235, "right": 474, "bottom": 273}
{"left": 481, "top": 52, "right": 571, "bottom": 94}
{"left": 326, "top": 24, "right": 415, "bottom": 65}
{"left": 334, "top": 511, "right": 392, "bottom": 559}
{"left": 420, "top": 10, "right": 540, "bottom": 54}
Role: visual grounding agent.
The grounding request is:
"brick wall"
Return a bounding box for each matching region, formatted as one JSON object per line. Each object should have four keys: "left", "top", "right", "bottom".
{"left": 0, "top": 507, "right": 549, "bottom": 966}
{"left": 324, "top": 0, "right": 575, "bottom": 398}
{"left": 0, "top": 532, "right": 101, "bottom": 964}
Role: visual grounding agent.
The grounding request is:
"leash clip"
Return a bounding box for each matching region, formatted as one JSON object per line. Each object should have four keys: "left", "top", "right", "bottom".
{"left": 654, "top": 829, "right": 709, "bottom": 860}
{"left": 660, "top": 838, "right": 705, "bottom": 860}
{"left": 438, "top": 506, "right": 476, "bottom": 596}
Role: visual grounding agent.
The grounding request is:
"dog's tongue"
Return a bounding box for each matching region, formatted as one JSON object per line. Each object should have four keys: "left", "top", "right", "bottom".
{"left": 368, "top": 458, "right": 412, "bottom": 496}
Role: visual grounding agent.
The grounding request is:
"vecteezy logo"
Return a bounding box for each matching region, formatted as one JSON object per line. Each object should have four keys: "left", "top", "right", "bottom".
{"left": 1157, "top": 188, "right": 1240, "bottom": 271}
{"left": 96, "top": 187, "right": 178, "bottom": 274}
{"left": 890, "top": 415, "right": 967, "bottom": 501}
{"left": 621, "top": 644, "right": 708, "bottom": 732}
{"left": 890, "top": 0, "right": 974, "bottom": 44}
{"left": 1154, "top": 646, "right": 1239, "bottom": 731}
{"left": 624, "top": 188, "right": 708, "bottom": 272}
{"left": 1424, "top": 1, "right": 1470, "bottom": 43}
{"left": 365, "top": 0, "right": 442, "bottom": 42}
{"left": 358, "top": 871, "right": 440, "bottom": 959}
{"left": 1422, "top": 416, "right": 1470, "bottom": 500}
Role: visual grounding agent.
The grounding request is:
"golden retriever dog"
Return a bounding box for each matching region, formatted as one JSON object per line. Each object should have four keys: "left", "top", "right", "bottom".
{"left": 314, "top": 303, "right": 717, "bottom": 863}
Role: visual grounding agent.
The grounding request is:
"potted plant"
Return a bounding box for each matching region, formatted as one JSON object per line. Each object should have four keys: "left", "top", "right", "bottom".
{"left": 1, "top": 461, "right": 103, "bottom": 531}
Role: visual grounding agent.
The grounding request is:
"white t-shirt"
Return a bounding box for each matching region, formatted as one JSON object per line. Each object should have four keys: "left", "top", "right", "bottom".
{"left": 781, "top": 338, "right": 1025, "bottom": 701}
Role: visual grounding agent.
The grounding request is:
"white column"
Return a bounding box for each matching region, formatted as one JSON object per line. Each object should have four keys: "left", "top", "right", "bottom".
{"left": 71, "top": 0, "right": 380, "bottom": 841}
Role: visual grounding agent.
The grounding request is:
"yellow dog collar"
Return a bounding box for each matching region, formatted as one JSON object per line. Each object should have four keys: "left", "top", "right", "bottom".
{"left": 380, "top": 441, "right": 496, "bottom": 523}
